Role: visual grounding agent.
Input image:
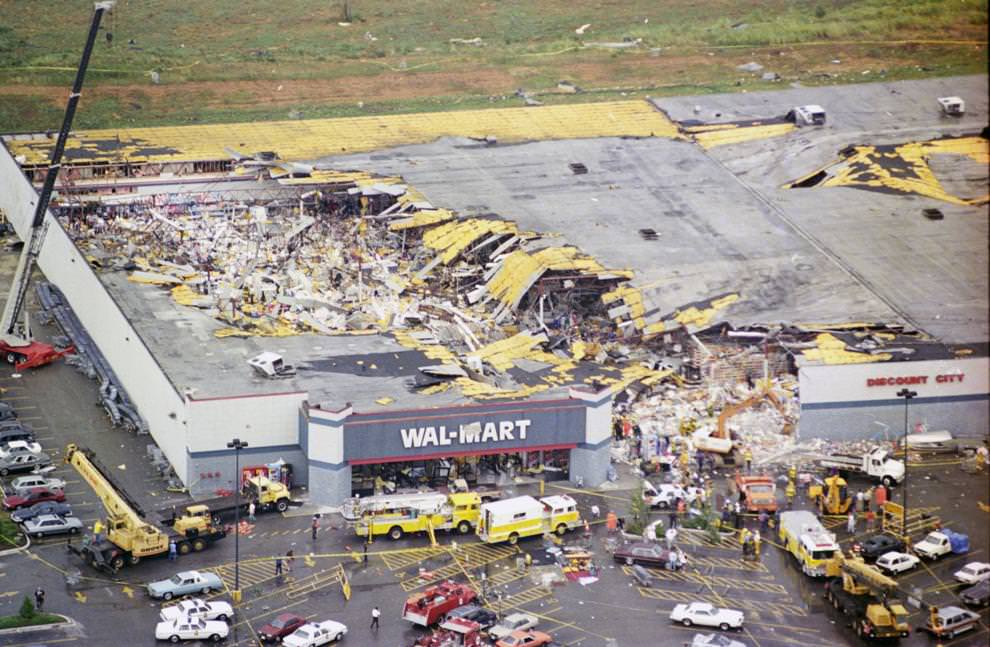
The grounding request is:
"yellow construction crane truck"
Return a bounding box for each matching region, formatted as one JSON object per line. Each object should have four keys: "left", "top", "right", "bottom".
{"left": 824, "top": 551, "right": 911, "bottom": 640}
{"left": 65, "top": 444, "right": 227, "bottom": 573}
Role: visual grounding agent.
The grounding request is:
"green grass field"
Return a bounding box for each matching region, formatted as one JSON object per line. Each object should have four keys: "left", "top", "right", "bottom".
{"left": 0, "top": 0, "right": 986, "bottom": 132}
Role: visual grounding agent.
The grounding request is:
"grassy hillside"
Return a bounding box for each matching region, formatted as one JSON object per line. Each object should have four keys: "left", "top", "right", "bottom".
{"left": 0, "top": 0, "right": 986, "bottom": 132}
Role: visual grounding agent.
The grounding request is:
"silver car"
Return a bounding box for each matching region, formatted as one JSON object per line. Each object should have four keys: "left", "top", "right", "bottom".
{"left": 0, "top": 452, "right": 51, "bottom": 476}
{"left": 22, "top": 514, "right": 84, "bottom": 537}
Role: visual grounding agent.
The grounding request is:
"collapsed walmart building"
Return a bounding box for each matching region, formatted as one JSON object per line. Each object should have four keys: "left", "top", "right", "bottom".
{"left": 1, "top": 76, "right": 987, "bottom": 503}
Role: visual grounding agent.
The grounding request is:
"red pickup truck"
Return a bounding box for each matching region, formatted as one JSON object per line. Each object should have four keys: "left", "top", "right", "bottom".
{"left": 402, "top": 581, "right": 477, "bottom": 627}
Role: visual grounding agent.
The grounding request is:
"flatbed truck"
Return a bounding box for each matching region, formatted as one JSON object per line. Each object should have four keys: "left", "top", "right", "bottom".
{"left": 815, "top": 448, "right": 904, "bottom": 486}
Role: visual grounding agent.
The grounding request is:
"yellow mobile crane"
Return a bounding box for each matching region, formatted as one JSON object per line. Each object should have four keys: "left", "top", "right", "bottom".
{"left": 65, "top": 444, "right": 227, "bottom": 573}
{"left": 824, "top": 551, "right": 911, "bottom": 640}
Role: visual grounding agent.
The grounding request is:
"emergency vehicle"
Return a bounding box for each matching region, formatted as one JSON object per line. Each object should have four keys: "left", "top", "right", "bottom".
{"left": 352, "top": 492, "right": 481, "bottom": 540}
{"left": 476, "top": 495, "right": 581, "bottom": 545}
{"left": 779, "top": 510, "right": 839, "bottom": 577}
{"left": 402, "top": 581, "right": 477, "bottom": 627}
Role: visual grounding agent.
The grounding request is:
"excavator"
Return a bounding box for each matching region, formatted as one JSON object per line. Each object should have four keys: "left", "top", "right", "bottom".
{"left": 0, "top": 2, "right": 115, "bottom": 370}
{"left": 824, "top": 551, "right": 911, "bottom": 640}
{"left": 65, "top": 444, "right": 226, "bottom": 573}
{"left": 694, "top": 385, "right": 795, "bottom": 465}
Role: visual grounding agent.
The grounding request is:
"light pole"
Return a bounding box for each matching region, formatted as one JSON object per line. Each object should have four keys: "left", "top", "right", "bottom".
{"left": 227, "top": 438, "right": 248, "bottom": 603}
{"left": 896, "top": 389, "right": 916, "bottom": 536}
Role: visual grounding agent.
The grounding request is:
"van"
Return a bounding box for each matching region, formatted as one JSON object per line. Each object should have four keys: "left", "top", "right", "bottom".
{"left": 477, "top": 495, "right": 580, "bottom": 544}
{"left": 923, "top": 606, "right": 980, "bottom": 638}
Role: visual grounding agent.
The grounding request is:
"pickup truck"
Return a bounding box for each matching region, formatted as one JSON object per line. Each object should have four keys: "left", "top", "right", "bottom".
{"left": 815, "top": 448, "right": 904, "bottom": 486}
{"left": 914, "top": 529, "right": 969, "bottom": 560}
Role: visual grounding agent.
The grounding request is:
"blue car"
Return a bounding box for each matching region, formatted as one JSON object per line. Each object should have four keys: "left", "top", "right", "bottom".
{"left": 147, "top": 570, "right": 223, "bottom": 600}
{"left": 9, "top": 501, "right": 72, "bottom": 523}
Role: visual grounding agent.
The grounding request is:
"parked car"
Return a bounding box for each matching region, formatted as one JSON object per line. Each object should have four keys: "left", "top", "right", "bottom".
{"left": 22, "top": 514, "right": 83, "bottom": 537}
{"left": 154, "top": 616, "right": 229, "bottom": 643}
{"left": 0, "top": 403, "right": 17, "bottom": 421}
{"left": 9, "top": 500, "right": 72, "bottom": 523}
{"left": 159, "top": 598, "right": 234, "bottom": 623}
{"left": 960, "top": 579, "right": 990, "bottom": 607}
{"left": 643, "top": 482, "right": 703, "bottom": 508}
{"left": 282, "top": 620, "right": 348, "bottom": 647}
{"left": 257, "top": 612, "right": 307, "bottom": 643}
{"left": 495, "top": 629, "right": 554, "bottom": 647}
{"left": 859, "top": 534, "right": 905, "bottom": 561}
{"left": 876, "top": 552, "right": 920, "bottom": 575}
{"left": 10, "top": 475, "right": 66, "bottom": 493}
{"left": 953, "top": 562, "right": 990, "bottom": 584}
{"left": 0, "top": 427, "right": 34, "bottom": 446}
{"left": 0, "top": 452, "right": 51, "bottom": 476}
{"left": 447, "top": 604, "right": 498, "bottom": 629}
{"left": 921, "top": 605, "right": 980, "bottom": 639}
{"left": 147, "top": 570, "right": 224, "bottom": 600}
{"left": 2, "top": 487, "right": 66, "bottom": 510}
{"left": 488, "top": 613, "right": 538, "bottom": 640}
{"left": 0, "top": 440, "right": 43, "bottom": 458}
{"left": 613, "top": 542, "right": 679, "bottom": 569}
{"left": 670, "top": 602, "right": 744, "bottom": 631}
{"left": 691, "top": 633, "right": 747, "bottom": 647}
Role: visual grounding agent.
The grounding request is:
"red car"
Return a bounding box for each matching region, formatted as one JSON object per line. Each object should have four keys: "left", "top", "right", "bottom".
{"left": 496, "top": 629, "right": 554, "bottom": 647}
{"left": 3, "top": 487, "right": 66, "bottom": 510}
{"left": 257, "top": 613, "right": 307, "bottom": 643}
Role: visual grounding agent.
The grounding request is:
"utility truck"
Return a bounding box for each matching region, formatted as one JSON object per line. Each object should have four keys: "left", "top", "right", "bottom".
{"left": 65, "top": 444, "right": 226, "bottom": 572}
{"left": 913, "top": 529, "right": 969, "bottom": 560}
{"left": 779, "top": 510, "right": 839, "bottom": 577}
{"left": 823, "top": 552, "right": 911, "bottom": 640}
{"left": 477, "top": 495, "right": 580, "bottom": 544}
{"left": 815, "top": 448, "right": 904, "bottom": 486}
{"left": 353, "top": 491, "right": 482, "bottom": 540}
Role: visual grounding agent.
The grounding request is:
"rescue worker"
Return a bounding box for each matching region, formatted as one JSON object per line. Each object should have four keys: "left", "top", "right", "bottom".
{"left": 753, "top": 529, "right": 762, "bottom": 558}
{"left": 785, "top": 480, "right": 797, "bottom": 509}
{"left": 743, "top": 447, "right": 753, "bottom": 474}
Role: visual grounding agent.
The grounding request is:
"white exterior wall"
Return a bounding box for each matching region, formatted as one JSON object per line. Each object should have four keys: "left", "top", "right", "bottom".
{"left": 185, "top": 392, "right": 307, "bottom": 454}
{"left": 305, "top": 405, "right": 348, "bottom": 465}
{"left": 799, "top": 357, "right": 989, "bottom": 404}
{"left": 0, "top": 144, "right": 189, "bottom": 477}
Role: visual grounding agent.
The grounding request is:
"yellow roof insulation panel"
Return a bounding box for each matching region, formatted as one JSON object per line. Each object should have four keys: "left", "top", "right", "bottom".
{"left": 8, "top": 100, "right": 679, "bottom": 167}
{"left": 692, "top": 123, "right": 796, "bottom": 149}
{"left": 801, "top": 333, "right": 892, "bottom": 365}
{"left": 388, "top": 209, "right": 455, "bottom": 231}
{"left": 486, "top": 246, "right": 623, "bottom": 310}
{"left": 422, "top": 219, "right": 518, "bottom": 264}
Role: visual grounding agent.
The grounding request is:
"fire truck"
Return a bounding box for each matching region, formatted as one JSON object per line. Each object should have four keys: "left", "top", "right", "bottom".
{"left": 402, "top": 581, "right": 477, "bottom": 627}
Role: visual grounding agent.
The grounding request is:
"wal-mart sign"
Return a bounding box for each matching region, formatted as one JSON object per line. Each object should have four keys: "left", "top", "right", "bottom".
{"left": 400, "top": 419, "right": 531, "bottom": 449}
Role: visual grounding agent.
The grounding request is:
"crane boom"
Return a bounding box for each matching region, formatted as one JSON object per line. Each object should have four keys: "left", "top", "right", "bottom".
{"left": 0, "top": 2, "right": 114, "bottom": 370}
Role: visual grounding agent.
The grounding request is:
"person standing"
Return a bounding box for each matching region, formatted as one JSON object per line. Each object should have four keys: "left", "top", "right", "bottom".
{"left": 286, "top": 549, "right": 295, "bottom": 573}
{"left": 275, "top": 557, "right": 283, "bottom": 576}
{"left": 847, "top": 510, "right": 856, "bottom": 534}
{"left": 168, "top": 539, "right": 177, "bottom": 561}
{"left": 363, "top": 543, "right": 369, "bottom": 565}
{"left": 370, "top": 606, "right": 380, "bottom": 631}
{"left": 311, "top": 515, "right": 320, "bottom": 541}
{"left": 248, "top": 500, "right": 256, "bottom": 522}
{"left": 743, "top": 447, "right": 753, "bottom": 474}
{"left": 34, "top": 587, "right": 45, "bottom": 612}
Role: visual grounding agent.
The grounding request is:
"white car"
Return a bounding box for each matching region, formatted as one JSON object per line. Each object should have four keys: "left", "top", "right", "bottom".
{"left": 0, "top": 440, "right": 43, "bottom": 457}
{"left": 489, "top": 612, "right": 539, "bottom": 640}
{"left": 160, "top": 598, "right": 234, "bottom": 623}
{"left": 692, "top": 633, "right": 747, "bottom": 647}
{"left": 644, "top": 483, "right": 701, "bottom": 508}
{"left": 876, "top": 551, "right": 920, "bottom": 575}
{"left": 954, "top": 562, "right": 990, "bottom": 585}
{"left": 154, "top": 617, "right": 229, "bottom": 643}
{"left": 282, "top": 620, "right": 348, "bottom": 647}
{"left": 670, "top": 602, "right": 744, "bottom": 630}
{"left": 10, "top": 475, "right": 65, "bottom": 493}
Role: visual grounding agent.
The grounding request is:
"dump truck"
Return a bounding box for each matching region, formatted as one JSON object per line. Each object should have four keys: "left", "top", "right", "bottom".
{"left": 735, "top": 474, "right": 777, "bottom": 512}
{"left": 779, "top": 510, "right": 839, "bottom": 577}
{"left": 815, "top": 448, "right": 904, "bottom": 486}
{"left": 823, "top": 552, "right": 911, "bottom": 640}
{"left": 65, "top": 444, "right": 226, "bottom": 572}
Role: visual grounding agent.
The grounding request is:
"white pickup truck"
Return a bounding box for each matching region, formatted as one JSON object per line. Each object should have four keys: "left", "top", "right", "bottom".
{"left": 914, "top": 530, "right": 968, "bottom": 560}
{"left": 815, "top": 448, "right": 904, "bottom": 486}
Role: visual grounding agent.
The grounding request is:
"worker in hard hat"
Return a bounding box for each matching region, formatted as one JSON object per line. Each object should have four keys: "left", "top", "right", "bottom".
{"left": 785, "top": 480, "right": 797, "bottom": 509}
{"left": 743, "top": 447, "right": 753, "bottom": 474}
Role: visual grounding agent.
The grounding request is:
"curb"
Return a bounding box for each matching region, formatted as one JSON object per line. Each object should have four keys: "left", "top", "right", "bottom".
{"left": 0, "top": 614, "right": 76, "bottom": 636}
{"left": 0, "top": 532, "right": 31, "bottom": 557}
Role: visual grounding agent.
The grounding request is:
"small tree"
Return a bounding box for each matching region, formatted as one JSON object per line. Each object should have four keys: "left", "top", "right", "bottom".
{"left": 625, "top": 480, "right": 649, "bottom": 536}
{"left": 18, "top": 596, "right": 35, "bottom": 620}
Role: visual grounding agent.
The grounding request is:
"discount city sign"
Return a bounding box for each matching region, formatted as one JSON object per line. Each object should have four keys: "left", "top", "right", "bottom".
{"left": 399, "top": 419, "right": 532, "bottom": 449}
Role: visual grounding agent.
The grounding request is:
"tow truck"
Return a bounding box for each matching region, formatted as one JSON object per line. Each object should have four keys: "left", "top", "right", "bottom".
{"left": 402, "top": 581, "right": 477, "bottom": 627}
{"left": 64, "top": 444, "right": 226, "bottom": 572}
{"left": 0, "top": 3, "right": 117, "bottom": 370}
{"left": 823, "top": 551, "right": 910, "bottom": 640}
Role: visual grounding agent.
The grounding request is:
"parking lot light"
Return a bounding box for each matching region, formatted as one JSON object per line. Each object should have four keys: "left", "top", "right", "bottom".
{"left": 896, "top": 388, "right": 917, "bottom": 536}
{"left": 227, "top": 437, "right": 249, "bottom": 603}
